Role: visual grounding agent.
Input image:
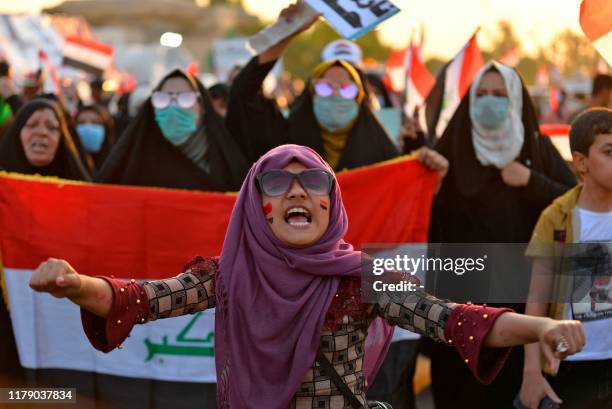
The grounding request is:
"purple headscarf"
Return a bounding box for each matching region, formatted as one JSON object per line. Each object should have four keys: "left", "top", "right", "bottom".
{"left": 216, "top": 145, "right": 391, "bottom": 408}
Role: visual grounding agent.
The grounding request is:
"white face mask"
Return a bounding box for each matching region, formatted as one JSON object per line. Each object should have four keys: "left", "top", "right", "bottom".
{"left": 469, "top": 62, "right": 525, "bottom": 169}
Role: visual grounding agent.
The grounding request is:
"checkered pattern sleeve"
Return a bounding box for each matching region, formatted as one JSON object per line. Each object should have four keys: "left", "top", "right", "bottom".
{"left": 80, "top": 256, "right": 218, "bottom": 353}
{"left": 375, "top": 288, "right": 457, "bottom": 343}
{"left": 143, "top": 256, "right": 218, "bottom": 322}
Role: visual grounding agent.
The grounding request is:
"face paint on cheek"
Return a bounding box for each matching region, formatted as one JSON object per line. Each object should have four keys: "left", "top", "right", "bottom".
{"left": 263, "top": 202, "right": 273, "bottom": 215}
{"left": 320, "top": 199, "right": 329, "bottom": 211}
{"left": 267, "top": 217, "right": 274, "bottom": 225}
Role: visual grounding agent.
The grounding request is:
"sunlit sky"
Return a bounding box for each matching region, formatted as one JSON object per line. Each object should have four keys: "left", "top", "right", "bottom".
{"left": 1, "top": 0, "right": 585, "bottom": 59}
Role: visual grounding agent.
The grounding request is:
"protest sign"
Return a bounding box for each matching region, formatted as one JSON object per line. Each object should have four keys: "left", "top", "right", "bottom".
{"left": 248, "top": 4, "right": 320, "bottom": 54}
{"left": 306, "top": 0, "right": 400, "bottom": 40}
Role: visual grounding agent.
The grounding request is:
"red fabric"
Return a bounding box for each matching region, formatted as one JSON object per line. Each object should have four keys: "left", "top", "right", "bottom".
{"left": 81, "top": 277, "right": 148, "bottom": 352}
{"left": 458, "top": 32, "right": 485, "bottom": 99}
{"left": 65, "top": 35, "right": 114, "bottom": 55}
{"left": 408, "top": 44, "right": 435, "bottom": 98}
{"left": 0, "top": 157, "right": 436, "bottom": 278}
{"left": 580, "top": 0, "right": 612, "bottom": 42}
{"left": 540, "top": 123, "right": 570, "bottom": 137}
{"left": 444, "top": 304, "right": 513, "bottom": 384}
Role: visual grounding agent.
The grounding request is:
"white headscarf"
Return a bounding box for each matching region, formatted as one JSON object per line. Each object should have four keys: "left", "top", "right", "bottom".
{"left": 469, "top": 61, "right": 524, "bottom": 169}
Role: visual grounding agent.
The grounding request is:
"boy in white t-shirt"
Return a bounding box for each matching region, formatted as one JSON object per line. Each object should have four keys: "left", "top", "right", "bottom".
{"left": 520, "top": 108, "right": 612, "bottom": 409}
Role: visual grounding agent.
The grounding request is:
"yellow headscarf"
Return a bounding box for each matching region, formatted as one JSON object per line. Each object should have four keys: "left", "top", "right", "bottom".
{"left": 310, "top": 60, "right": 365, "bottom": 169}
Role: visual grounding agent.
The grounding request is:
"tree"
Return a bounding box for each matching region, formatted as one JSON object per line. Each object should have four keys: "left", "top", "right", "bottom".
{"left": 282, "top": 22, "right": 391, "bottom": 79}
{"left": 424, "top": 57, "right": 445, "bottom": 78}
{"left": 488, "top": 20, "right": 521, "bottom": 60}
{"left": 545, "top": 29, "right": 598, "bottom": 76}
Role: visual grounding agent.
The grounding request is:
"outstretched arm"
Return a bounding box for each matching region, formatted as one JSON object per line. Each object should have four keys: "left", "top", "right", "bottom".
{"left": 29, "top": 258, "right": 113, "bottom": 318}
{"left": 29, "top": 256, "right": 219, "bottom": 352}
{"left": 375, "top": 275, "right": 583, "bottom": 384}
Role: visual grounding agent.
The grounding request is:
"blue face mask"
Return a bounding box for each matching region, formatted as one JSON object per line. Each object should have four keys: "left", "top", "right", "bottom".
{"left": 77, "top": 123, "right": 105, "bottom": 153}
{"left": 154, "top": 104, "right": 197, "bottom": 146}
{"left": 312, "top": 95, "right": 359, "bottom": 133}
{"left": 471, "top": 95, "right": 509, "bottom": 130}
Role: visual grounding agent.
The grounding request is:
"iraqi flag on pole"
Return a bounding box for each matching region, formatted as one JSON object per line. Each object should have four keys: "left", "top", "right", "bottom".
{"left": 38, "top": 50, "right": 61, "bottom": 95}
{"left": 0, "top": 156, "right": 436, "bottom": 384}
{"left": 580, "top": 0, "right": 612, "bottom": 66}
{"left": 424, "top": 30, "right": 484, "bottom": 140}
{"left": 62, "top": 35, "right": 114, "bottom": 76}
{"left": 386, "top": 47, "right": 408, "bottom": 93}
{"left": 404, "top": 41, "right": 435, "bottom": 117}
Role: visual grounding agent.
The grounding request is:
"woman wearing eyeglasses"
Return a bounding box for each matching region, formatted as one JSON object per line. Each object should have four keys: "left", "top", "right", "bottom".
{"left": 31, "top": 145, "right": 585, "bottom": 409}
{"left": 95, "top": 70, "right": 249, "bottom": 191}
{"left": 226, "top": 2, "right": 445, "bottom": 175}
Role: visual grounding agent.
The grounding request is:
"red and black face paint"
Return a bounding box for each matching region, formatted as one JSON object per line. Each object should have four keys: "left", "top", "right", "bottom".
{"left": 320, "top": 199, "right": 329, "bottom": 211}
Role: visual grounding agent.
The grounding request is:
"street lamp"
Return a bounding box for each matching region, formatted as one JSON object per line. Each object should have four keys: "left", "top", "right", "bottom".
{"left": 160, "top": 32, "right": 183, "bottom": 48}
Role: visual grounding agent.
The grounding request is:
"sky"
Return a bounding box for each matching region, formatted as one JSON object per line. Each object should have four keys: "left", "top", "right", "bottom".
{"left": 1, "top": 0, "right": 586, "bottom": 59}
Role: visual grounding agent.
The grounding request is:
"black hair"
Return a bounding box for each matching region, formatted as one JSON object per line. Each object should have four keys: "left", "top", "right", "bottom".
{"left": 592, "top": 74, "right": 612, "bottom": 97}
{"left": 569, "top": 107, "right": 612, "bottom": 155}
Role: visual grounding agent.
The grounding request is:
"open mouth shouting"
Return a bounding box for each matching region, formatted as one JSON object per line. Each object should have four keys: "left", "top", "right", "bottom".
{"left": 29, "top": 138, "right": 50, "bottom": 155}
{"left": 284, "top": 206, "right": 312, "bottom": 228}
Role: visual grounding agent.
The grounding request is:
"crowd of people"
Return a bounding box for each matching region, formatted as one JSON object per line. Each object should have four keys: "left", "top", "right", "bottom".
{"left": 1, "top": 2, "right": 611, "bottom": 409}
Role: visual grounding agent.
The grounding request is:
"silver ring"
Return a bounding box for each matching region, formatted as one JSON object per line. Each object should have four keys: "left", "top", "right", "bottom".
{"left": 555, "top": 337, "right": 568, "bottom": 354}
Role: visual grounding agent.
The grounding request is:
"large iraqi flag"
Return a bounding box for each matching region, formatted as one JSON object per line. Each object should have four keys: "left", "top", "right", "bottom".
{"left": 0, "top": 156, "right": 436, "bottom": 384}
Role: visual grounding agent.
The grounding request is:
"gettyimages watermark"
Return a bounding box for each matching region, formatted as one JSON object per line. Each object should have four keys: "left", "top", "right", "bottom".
{"left": 360, "top": 242, "right": 612, "bottom": 312}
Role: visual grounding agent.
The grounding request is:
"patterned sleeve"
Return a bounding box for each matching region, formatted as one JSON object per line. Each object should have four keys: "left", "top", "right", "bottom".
{"left": 144, "top": 256, "right": 218, "bottom": 321}
{"left": 375, "top": 287, "right": 457, "bottom": 343}
{"left": 375, "top": 284, "right": 514, "bottom": 384}
{"left": 81, "top": 256, "right": 218, "bottom": 352}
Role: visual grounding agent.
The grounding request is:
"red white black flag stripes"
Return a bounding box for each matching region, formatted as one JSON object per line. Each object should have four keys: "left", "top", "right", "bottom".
{"left": 424, "top": 30, "right": 484, "bottom": 140}
{"left": 62, "top": 35, "right": 114, "bottom": 76}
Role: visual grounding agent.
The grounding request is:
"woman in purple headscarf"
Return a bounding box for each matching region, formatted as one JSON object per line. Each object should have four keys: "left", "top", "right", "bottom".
{"left": 30, "top": 145, "right": 585, "bottom": 409}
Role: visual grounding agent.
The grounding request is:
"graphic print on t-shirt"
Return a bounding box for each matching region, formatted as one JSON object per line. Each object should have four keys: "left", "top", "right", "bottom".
{"left": 571, "top": 241, "right": 612, "bottom": 322}
{"left": 571, "top": 208, "right": 612, "bottom": 322}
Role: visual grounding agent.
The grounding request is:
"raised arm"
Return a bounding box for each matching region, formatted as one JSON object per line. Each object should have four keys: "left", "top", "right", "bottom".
{"left": 257, "top": 1, "right": 319, "bottom": 65}
{"left": 225, "top": 1, "right": 318, "bottom": 163}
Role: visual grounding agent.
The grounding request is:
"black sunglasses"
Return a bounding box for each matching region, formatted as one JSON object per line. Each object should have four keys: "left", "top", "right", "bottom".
{"left": 256, "top": 169, "right": 334, "bottom": 197}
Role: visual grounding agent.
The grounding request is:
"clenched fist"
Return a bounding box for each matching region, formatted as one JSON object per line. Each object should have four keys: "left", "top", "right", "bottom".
{"left": 29, "top": 258, "right": 82, "bottom": 299}
{"left": 537, "top": 319, "right": 585, "bottom": 373}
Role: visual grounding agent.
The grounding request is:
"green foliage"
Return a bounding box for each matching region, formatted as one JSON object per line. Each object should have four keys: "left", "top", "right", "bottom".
{"left": 545, "top": 29, "right": 599, "bottom": 76}
{"left": 516, "top": 57, "right": 538, "bottom": 85}
{"left": 282, "top": 22, "right": 391, "bottom": 79}
{"left": 489, "top": 20, "right": 520, "bottom": 60}
{"left": 424, "top": 57, "right": 445, "bottom": 78}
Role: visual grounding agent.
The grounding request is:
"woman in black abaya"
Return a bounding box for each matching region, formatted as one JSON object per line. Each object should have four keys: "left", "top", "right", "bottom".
{"left": 425, "top": 62, "right": 577, "bottom": 409}
{"left": 97, "top": 69, "right": 248, "bottom": 192}
{"left": 0, "top": 98, "right": 91, "bottom": 180}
